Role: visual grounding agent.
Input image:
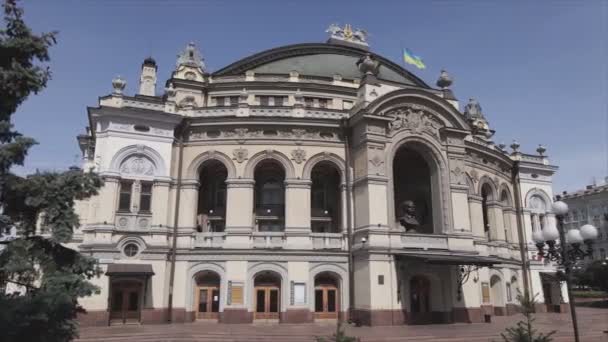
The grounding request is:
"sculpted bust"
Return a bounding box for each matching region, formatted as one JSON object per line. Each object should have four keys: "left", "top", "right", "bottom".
{"left": 399, "top": 200, "right": 420, "bottom": 233}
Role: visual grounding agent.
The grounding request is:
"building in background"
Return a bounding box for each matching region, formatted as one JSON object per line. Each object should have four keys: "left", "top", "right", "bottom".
{"left": 560, "top": 180, "right": 608, "bottom": 262}
{"left": 71, "top": 26, "right": 566, "bottom": 326}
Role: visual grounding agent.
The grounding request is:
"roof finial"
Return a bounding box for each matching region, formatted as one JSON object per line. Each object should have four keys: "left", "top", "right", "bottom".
{"left": 436, "top": 69, "right": 453, "bottom": 89}
{"left": 176, "top": 42, "right": 206, "bottom": 71}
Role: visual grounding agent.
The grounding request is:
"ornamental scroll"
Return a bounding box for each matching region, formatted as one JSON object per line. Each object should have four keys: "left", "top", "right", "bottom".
{"left": 385, "top": 105, "right": 443, "bottom": 139}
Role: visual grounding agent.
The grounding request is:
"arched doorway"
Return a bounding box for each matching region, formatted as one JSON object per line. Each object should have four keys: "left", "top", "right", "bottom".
{"left": 490, "top": 275, "right": 505, "bottom": 315}
{"left": 254, "top": 160, "right": 286, "bottom": 232}
{"left": 311, "top": 162, "right": 341, "bottom": 233}
{"left": 198, "top": 160, "right": 228, "bottom": 232}
{"left": 314, "top": 272, "right": 340, "bottom": 320}
{"left": 109, "top": 280, "right": 143, "bottom": 324}
{"left": 194, "top": 271, "right": 221, "bottom": 320}
{"left": 393, "top": 146, "right": 434, "bottom": 234}
{"left": 254, "top": 271, "right": 281, "bottom": 320}
{"left": 409, "top": 275, "right": 431, "bottom": 324}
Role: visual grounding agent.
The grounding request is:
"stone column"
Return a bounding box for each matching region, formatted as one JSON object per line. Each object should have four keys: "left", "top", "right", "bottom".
{"left": 340, "top": 183, "right": 348, "bottom": 232}
{"left": 489, "top": 203, "right": 505, "bottom": 241}
{"left": 284, "top": 179, "right": 312, "bottom": 249}
{"left": 151, "top": 180, "right": 170, "bottom": 227}
{"left": 468, "top": 195, "right": 484, "bottom": 238}
{"left": 225, "top": 178, "right": 254, "bottom": 247}
{"left": 177, "top": 180, "right": 199, "bottom": 229}
{"left": 95, "top": 175, "right": 120, "bottom": 226}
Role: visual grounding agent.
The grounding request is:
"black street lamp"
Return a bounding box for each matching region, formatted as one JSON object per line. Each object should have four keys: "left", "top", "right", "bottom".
{"left": 531, "top": 198, "right": 598, "bottom": 342}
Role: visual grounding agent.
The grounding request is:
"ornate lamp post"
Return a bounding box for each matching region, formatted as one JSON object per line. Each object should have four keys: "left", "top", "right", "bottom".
{"left": 531, "top": 198, "right": 598, "bottom": 342}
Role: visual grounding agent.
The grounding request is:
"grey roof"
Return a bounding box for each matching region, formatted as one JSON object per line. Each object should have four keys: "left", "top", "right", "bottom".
{"left": 213, "top": 43, "right": 430, "bottom": 88}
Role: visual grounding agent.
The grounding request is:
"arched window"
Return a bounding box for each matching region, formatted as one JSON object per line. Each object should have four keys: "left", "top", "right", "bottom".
{"left": 481, "top": 183, "right": 493, "bottom": 239}
{"left": 311, "top": 162, "right": 341, "bottom": 233}
{"left": 117, "top": 155, "right": 156, "bottom": 215}
{"left": 393, "top": 146, "right": 434, "bottom": 234}
{"left": 198, "top": 160, "right": 228, "bottom": 233}
{"left": 528, "top": 194, "right": 548, "bottom": 236}
{"left": 254, "top": 160, "right": 285, "bottom": 232}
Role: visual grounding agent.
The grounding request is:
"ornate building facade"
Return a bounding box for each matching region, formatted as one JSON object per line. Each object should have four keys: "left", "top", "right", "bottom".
{"left": 73, "top": 28, "right": 566, "bottom": 326}
{"left": 560, "top": 181, "right": 608, "bottom": 262}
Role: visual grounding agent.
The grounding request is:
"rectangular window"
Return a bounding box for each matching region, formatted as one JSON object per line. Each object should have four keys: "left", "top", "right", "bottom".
{"left": 318, "top": 98, "right": 329, "bottom": 109}
{"left": 139, "top": 182, "right": 153, "bottom": 212}
{"left": 506, "top": 282, "right": 512, "bottom": 302}
{"left": 481, "top": 282, "right": 490, "bottom": 303}
{"left": 259, "top": 96, "right": 269, "bottom": 106}
{"left": 118, "top": 181, "right": 133, "bottom": 211}
{"left": 274, "top": 96, "right": 284, "bottom": 106}
{"left": 293, "top": 283, "right": 306, "bottom": 305}
{"left": 229, "top": 96, "right": 239, "bottom": 106}
{"left": 215, "top": 97, "right": 225, "bottom": 107}
{"left": 304, "top": 97, "right": 314, "bottom": 107}
{"left": 378, "top": 275, "right": 384, "bottom": 285}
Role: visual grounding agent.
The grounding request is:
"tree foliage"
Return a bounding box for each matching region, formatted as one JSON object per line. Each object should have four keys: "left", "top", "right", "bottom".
{"left": 577, "top": 261, "right": 608, "bottom": 293}
{"left": 0, "top": 1, "right": 103, "bottom": 341}
{"left": 499, "top": 291, "right": 555, "bottom": 342}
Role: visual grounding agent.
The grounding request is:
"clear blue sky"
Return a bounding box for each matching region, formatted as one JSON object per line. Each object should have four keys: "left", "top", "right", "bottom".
{"left": 13, "top": 0, "right": 608, "bottom": 192}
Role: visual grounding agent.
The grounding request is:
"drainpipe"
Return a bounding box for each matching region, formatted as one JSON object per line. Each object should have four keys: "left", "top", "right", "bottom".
{"left": 167, "top": 121, "right": 188, "bottom": 322}
{"left": 341, "top": 118, "right": 355, "bottom": 322}
{"left": 511, "top": 160, "right": 531, "bottom": 297}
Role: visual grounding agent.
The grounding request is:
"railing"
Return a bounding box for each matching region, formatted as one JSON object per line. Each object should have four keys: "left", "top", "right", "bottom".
{"left": 194, "top": 232, "right": 226, "bottom": 248}
{"left": 310, "top": 232, "right": 344, "bottom": 250}
{"left": 252, "top": 231, "right": 285, "bottom": 249}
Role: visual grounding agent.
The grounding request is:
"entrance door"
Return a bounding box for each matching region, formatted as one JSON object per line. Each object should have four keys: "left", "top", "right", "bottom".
{"left": 195, "top": 286, "right": 220, "bottom": 319}
{"left": 315, "top": 285, "right": 338, "bottom": 319}
{"left": 254, "top": 286, "right": 280, "bottom": 320}
{"left": 110, "top": 282, "right": 142, "bottom": 324}
{"left": 410, "top": 276, "right": 431, "bottom": 324}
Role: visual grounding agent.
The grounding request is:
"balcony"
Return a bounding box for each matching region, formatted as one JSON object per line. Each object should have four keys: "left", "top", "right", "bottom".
{"left": 252, "top": 231, "right": 285, "bottom": 249}
{"left": 311, "top": 232, "right": 345, "bottom": 250}
{"left": 194, "top": 232, "right": 226, "bottom": 248}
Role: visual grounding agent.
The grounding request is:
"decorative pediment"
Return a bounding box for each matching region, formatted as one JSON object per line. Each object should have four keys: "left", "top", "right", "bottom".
{"left": 120, "top": 155, "right": 155, "bottom": 176}
{"left": 385, "top": 105, "right": 443, "bottom": 139}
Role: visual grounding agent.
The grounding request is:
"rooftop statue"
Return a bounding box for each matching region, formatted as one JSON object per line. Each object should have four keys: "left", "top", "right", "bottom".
{"left": 326, "top": 23, "right": 369, "bottom": 45}
{"left": 463, "top": 98, "right": 484, "bottom": 120}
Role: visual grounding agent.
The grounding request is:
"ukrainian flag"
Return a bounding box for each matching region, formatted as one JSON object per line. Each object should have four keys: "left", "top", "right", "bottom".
{"left": 403, "top": 48, "right": 426, "bottom": 69}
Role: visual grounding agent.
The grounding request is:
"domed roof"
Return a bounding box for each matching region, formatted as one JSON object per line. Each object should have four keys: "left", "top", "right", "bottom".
{"left": 143, "top": 56, "right": 157, "bottom": 67}
{"left": 213, "top": 43, "right": 430, "bottom": 88}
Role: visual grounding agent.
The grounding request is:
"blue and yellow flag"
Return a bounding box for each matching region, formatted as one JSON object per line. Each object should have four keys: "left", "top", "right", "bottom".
{"left": 403, "top": 48, "right": 426, "bottom": 69}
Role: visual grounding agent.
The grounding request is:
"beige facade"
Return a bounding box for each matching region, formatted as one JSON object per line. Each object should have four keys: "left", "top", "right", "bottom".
{"left": 73, "top": 36, "right": 565, "bottom": 326}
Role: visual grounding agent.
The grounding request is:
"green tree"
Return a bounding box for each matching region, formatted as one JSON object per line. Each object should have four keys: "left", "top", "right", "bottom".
{"left": 499, "top": 291, "right": 555, "bottom": 342}
{"left": 585, "top": 260, "right": 608, "bottom": 293}
{"left": 0, "top": 1, "right": 102, "bottom": 341}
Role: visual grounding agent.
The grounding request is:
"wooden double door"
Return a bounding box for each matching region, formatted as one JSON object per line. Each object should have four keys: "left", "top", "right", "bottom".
{"left": 110, "top": 281, "right": 142, "bottom": 324}
{"left": 195, "top": 285, "right": 220, "bottom": 319}
{"left": 254, "top": 286, "right": 280, "bottom": 320}
{"left": 410, "top": 276, "right": 432, "bottom": 324}
{"left": 315, "top": 285, "right": 338, "bottom": 319}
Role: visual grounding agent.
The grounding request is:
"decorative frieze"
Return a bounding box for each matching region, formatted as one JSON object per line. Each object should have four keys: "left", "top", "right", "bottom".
{"left": 291, "top": 148, "right": 307, "bottom": 164}
{"left": 384, "top": 104, "right": 443, "bottom": 139}
{"left": 449, "top": 159, "right": 467, "bottom": 185}
{"left": 232, "top": 148, "right": 248, "bottom": 163}
{"left": 189, "top": 127, "right": 341, "bottom": 143}
{"left": 119, "top": 155, "right": 155, "bottom": 176}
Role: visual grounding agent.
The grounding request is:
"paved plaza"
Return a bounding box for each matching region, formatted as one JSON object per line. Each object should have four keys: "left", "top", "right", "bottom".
{"left": 76, "top": 307, "right": 608, "bottom": 342}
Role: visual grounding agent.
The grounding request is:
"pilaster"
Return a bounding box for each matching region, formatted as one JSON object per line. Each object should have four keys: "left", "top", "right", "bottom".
{"left": 225, "top": 179, "right": 254, "bottom": 247}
